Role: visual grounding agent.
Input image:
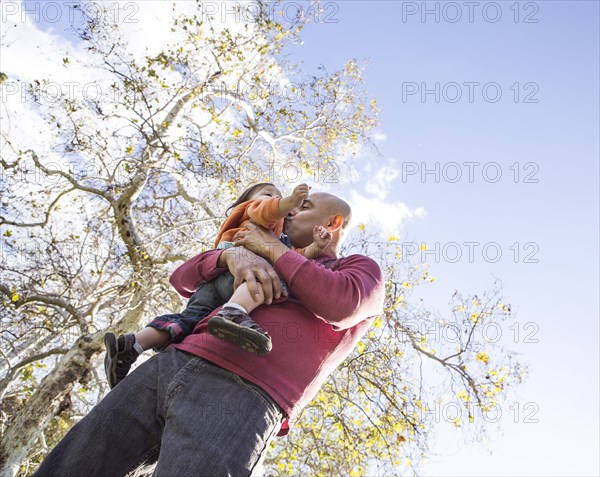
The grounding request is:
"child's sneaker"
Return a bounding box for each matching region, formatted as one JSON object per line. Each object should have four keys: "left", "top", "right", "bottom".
{"left": 207, "top": 307, "right": 272, "bottom": 355}
{"left": 104, "top": 333, "right": 141, "bottom": 389}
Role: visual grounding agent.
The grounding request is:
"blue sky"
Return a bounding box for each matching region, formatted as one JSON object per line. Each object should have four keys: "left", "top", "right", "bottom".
{"left": 294, "top": 1, "right": 599, "bottom": 475}
{"left": 6, "top": 1, "right": 600, "bottom": 475}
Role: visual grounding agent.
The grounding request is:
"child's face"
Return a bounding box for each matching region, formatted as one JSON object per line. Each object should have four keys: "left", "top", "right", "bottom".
{"left": 250, "top": 184, "right": 282, "bottom": 201}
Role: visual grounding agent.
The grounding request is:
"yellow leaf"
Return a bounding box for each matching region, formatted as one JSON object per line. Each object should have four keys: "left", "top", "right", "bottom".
{"left": 11, "top": 293, "right": 19, "bottom": 302}
{"left": 356, "top": 341, "right": 365, "bottom": 354}
{"left": 476, "top": 352, "right": 489, "bottom": 364}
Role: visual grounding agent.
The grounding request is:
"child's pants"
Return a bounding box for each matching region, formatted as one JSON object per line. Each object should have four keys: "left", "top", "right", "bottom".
{"left": 147, "top": 272, "right": 235, "bottom": 348}
{"left": 147, "top": 238, "right": 291, "bottom": 347}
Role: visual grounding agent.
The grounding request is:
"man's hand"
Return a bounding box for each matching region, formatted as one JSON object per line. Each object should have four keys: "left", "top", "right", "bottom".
{"left": 233, "top": 222, "right": 290, "bottom": 263}
{"left": 220, "top": 246, "right": 285, "bottom": 303}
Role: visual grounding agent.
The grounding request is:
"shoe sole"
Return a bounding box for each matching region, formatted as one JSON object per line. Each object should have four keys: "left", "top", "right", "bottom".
{"left": 104, "top": 332, "right": 118, "bottom": 389}
{"left": 207, "top": 316, "right": 272, "bottom": 355}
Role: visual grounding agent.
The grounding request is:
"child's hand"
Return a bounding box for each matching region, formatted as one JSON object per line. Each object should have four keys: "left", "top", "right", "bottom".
{"left": 290, "top": 183, "right": 310, "bottom": 207}
{"left": 279, "top": 183, "right": 311, "bottom": 215}
{"left": 312, "top": 225, "right": 332, "bottom": 249}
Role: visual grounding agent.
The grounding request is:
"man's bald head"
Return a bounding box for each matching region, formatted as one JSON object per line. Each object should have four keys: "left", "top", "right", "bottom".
{"left": 310, "top": 192, "right": 352, "bottom": 230}
{"left": 283, "top": 191, "right": 353, "bottom": 250}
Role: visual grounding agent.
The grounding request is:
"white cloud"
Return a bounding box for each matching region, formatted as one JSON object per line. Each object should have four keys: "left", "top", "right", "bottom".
{"left": 349, "top": 190, "right": 426, "bottom": 237}
{"left": 1, "top": 6, "right": 83, "bottom": 82}
{"left": 414, "top": 206, "right": 428, "bottom": 218}
{"left": 364, "top": 164, "right": 399, "bottom": 201}
{"left": 374, "top": 132, "right": 387, "bottom": 143}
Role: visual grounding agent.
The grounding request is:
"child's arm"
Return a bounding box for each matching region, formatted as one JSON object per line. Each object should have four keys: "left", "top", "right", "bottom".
{"left": 246, "top": 183, "right": 310, "bottom": 229}
{"left": 278, "top": 183, "right": 310, "bottom": 215}
{"left": 297, "top": 226, "right": 332, "bottom": 259}
{"left": 246, "top": 197, "right": 287, "bottom": 229}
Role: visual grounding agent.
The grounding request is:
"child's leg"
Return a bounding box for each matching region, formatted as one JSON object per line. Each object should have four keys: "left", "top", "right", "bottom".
{"left": 104, "top": 274, "right": 235, "bottom": 388}
{"left": 146, "top": 273, "right": 235, "bottom": 348}
{"left": 224, "top": 281, "right": 265, "bottom": 314}
{"left": 223, "top": 277, "right": 288, "bottom": 314}
{"left": 134, "top": 327, "right": 172, "bottom": 351}
{"left": 207, "top": 280, "right": 290, "bottom": 355}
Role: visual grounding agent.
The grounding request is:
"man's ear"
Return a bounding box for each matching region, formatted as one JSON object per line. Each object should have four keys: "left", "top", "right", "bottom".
{"left": 327, "top": 214, "right": 344, "bottom": 232}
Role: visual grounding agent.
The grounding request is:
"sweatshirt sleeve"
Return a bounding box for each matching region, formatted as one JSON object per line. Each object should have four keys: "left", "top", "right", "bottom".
{"left": 273, "top": 251, "right": 385, "bottom": 330}
{"left": 245, "top": 197, "right": 286, "bottom": 229}
{"left": 169, "top": 249, "right": 227, "bottom": 298}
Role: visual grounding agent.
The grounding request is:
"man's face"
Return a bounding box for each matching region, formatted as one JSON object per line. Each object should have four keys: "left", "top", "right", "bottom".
{"left": 284, "top": 192, "right": 334, "bottom": 248}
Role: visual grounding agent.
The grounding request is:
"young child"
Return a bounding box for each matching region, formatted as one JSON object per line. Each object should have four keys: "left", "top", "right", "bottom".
{"left": 104, "top": 182, "right": 332, "bottom": 388}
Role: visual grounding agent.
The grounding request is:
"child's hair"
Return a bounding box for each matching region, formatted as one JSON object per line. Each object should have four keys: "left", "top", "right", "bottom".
{"left": 226, "top": 182, "right": 276, "bottom": 216}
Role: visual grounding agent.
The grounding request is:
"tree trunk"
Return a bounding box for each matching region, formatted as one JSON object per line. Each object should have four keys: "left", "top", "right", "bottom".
{"left": 0, "top": 285, "right": 150, "bottom": 477}
{"left": 0, "top": 335, "right": 99, "bottom": 476}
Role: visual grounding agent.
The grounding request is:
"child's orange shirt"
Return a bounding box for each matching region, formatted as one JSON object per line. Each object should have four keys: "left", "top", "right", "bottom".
{"left": 213, "top": 197, "right": 285, "bottom": 248}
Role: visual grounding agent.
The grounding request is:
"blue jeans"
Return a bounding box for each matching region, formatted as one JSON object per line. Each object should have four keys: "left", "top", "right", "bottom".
{"left": 33, "top": 347, "right": 285, "bottom": 477}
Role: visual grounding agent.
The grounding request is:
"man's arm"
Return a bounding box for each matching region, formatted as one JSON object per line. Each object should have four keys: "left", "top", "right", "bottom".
{"left": 274, "top": 251, "right": 385, "bottom": 330}
{"left": 169, "top": 249, "right": 226, "bottom": 298}
{"left": 169, "top": 247, "right": 285, "bottom": 303}
{"left": 233, "top": 223, "right": 385, "bottom": 330}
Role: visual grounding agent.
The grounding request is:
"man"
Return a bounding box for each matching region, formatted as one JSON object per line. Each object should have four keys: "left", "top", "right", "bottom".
{"left": 34, "top": 192, "right": 385, "bottom": 477}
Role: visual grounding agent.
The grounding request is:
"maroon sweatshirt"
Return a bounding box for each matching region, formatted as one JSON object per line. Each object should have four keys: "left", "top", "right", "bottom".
{"left": 170, "top": 249, "right": 385, "bottom": 437}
